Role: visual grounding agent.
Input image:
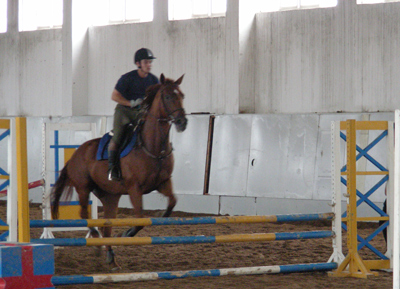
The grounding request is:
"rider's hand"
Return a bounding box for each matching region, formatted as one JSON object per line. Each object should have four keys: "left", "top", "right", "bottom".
{"left": 130, "top": 98, "right": 143, "bottom": 108}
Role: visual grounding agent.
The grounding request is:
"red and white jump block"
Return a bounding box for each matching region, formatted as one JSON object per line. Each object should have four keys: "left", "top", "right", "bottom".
{"left": 0, "top": 242, "right": 55, "bottom": 289}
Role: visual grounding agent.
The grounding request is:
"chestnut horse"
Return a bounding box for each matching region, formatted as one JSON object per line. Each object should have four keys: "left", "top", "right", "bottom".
{"left": 51, "top": 74, "right": 187, "bottom": 268}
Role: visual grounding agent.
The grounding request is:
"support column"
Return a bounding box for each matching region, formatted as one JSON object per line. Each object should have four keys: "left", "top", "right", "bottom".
{"left": 6, "top": 0, "right": 20, "bottom": 115}
{"left": 238, "top": 0, "right": 258, "bottom": 113}
{"left": 225, "top": 0, "right": 239, "bottom": 114}
{"left": 62, "top": 0, "right": 89, "bottom": 116}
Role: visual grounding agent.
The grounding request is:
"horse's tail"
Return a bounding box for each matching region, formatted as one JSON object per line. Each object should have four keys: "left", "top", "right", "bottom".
{"left": 51, "top": 162, "right": 74, "bottom": 220}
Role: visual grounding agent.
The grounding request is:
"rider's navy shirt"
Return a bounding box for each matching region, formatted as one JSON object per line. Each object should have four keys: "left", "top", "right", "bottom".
{"left": 115, "top": 70, "right": 159, "bottom": 101}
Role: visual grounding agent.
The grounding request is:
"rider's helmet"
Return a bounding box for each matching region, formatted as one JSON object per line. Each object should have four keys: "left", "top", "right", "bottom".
{"left": 134, "top": 48, "right": 156, "bottom": 64}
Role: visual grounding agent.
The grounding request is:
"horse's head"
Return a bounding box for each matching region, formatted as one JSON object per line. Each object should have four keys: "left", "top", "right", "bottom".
{"left": 144, "top": 73, "right": 188, "bottom": 132}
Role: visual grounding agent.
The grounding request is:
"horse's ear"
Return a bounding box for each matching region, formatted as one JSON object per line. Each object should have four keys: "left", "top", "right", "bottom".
{"left": 175, "top": 74, "right": 184, "bottom": 86}
{"left": 160, "top": 73, "right": 165, "bottom": 84}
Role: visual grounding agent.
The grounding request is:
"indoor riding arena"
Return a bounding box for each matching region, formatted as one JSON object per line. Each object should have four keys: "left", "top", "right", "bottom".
{"left": 0, "top": 1, "right": 400, "bottom": 288}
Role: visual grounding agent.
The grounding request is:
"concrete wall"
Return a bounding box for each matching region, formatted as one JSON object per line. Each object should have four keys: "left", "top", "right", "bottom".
{"left": 255, "top": 0, "right": 400, "bottom": 114}
{"left": 1, "top": 0, "right": 400, "bottom": 116}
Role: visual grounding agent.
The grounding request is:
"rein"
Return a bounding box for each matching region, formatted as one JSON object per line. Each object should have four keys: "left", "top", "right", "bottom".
{"left": 138, "top": 123, "right": 173, "bottom": 160}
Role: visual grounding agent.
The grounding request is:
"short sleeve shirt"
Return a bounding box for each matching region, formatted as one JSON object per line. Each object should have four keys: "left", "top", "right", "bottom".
{"left": 114, "top": 70, "right": 159, "bottom": 101}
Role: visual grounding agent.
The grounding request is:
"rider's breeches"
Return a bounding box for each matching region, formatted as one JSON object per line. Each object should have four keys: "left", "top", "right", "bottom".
{"left": 112, "top": 104, "right": 141, "bottom": 146}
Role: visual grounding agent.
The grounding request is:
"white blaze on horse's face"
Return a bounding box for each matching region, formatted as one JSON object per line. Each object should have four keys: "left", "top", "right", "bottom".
{"left": 174, "top": 84, "right": 187, "bottom": 132}
{"left": 158, "top": 74, "right": 187, "bottom": 132}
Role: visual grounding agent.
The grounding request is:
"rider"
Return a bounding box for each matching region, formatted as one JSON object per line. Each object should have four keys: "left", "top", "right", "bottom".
{"left": 108, "top": 48, "right": 159, "bottom": 181}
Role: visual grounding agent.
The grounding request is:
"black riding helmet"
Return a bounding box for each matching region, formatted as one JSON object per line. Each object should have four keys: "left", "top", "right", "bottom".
{"left": 134, "top": 48, "right": 156, "bottom": 64}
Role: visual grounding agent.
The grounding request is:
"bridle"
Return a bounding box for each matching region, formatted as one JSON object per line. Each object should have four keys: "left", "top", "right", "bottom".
{"left": 147, "top": 86, "right": 185, "bottom": 123}
{"left": 139, "top": 85, "right": 185, "bottom": 160}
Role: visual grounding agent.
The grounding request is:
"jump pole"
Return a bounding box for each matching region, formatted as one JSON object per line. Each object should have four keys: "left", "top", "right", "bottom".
{"left": 29, "top": 212, "right": 334, "bottom": 228}
{"left": 31, "top": 230, "right": 334, "bottom": 246}
{"left": 51, "top": 262, "right": 338, "bottom": 285}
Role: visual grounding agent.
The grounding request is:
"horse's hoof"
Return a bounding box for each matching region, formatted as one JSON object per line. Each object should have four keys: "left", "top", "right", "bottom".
{"left": 93, "top": 246, "right": 102, "bottom": 257}
{"left": 117, "top": 229, "right": 131, "bottom": 237}
{"left": 106, "top": 250, "right": 115, "bottom": 264}
{"left": 114, "top": 231, "right": 129, "bottom": 238}
{"left": 111, "top": 265, "right": 121, "bottom": 272}
{"left": 89, "top": 228, "right": 101, "bottom": 238}
{"left": 154, "top": 211, "right": 164, "bottom": 217}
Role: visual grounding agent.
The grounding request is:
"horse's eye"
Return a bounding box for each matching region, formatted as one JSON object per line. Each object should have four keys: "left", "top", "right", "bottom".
{"left": 165, "top": 94, "right": 172, "bottom": 100}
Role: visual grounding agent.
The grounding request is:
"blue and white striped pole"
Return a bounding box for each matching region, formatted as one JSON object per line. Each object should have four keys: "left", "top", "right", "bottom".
{"left": 51, "top": 262, "right": 338, "bottom": 285}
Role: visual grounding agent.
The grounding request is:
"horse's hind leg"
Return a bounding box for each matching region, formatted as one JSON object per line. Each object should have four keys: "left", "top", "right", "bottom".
{"left": 76, "top": 187, "right": 100, "bottom": 236}
{"left": 99, "top": 193, "right": 121, "bottom": 270}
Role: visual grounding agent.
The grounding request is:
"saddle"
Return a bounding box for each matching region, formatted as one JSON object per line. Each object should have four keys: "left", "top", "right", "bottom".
{"left": 96, "top": 123, "right": 140, "bottom": 161}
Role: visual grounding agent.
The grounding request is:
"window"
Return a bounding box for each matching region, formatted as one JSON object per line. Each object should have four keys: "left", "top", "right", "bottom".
{"left": 169, "top": 0, "right": 226, "bottom": 21}
{"left": 91, "top": 0, "right": 153, "bottom": 26}
{"left": 260, "top": 0, "right": 337, "bottom": 12}
{"left": 357, "top": 0, "right": 400, "bottom": 3}
{"left": 19, "top": 0, "right": 63, "bottom": 31}
{"left": 0, "top": 0, "right": 6, "bottom": 33}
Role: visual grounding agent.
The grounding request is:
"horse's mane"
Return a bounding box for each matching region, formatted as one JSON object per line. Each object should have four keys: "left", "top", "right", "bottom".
{"left": 142, "top": 78, "right": 176, "bottom": 109}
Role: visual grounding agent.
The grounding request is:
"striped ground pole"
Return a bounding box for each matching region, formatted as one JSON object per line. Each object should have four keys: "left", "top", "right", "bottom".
{"left": 51, "top": 262, "right": 338, "bottom": 285}
{"left": 31, "top": 230, "right": 334, "bottom": 246}
{"left": 30, "top": 212, "right": 334, "bottom": 228}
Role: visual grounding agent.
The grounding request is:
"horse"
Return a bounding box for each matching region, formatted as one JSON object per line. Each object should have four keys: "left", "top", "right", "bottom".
{"left": 51, "top": 73, "right": 187, "bottom": 268}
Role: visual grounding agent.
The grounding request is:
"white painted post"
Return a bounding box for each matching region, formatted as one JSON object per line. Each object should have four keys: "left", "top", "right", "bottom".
{"left": 388, "top": 121, "right": 394, "bottom": 263}
{"left": 7, "top": 118, "right": 17, "bottom": 242}
{"left": 393, "top": 110, "right": 400, "bottom": 289}
{"left": 328, "top": 121, "right": 345, "bottom": 264}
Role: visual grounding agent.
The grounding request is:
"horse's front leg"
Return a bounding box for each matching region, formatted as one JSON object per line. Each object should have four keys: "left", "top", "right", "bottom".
{"left": 121, "top": 186, "right": 145, "bottom": 237}
{"left": 157, "top": 178, "right": 177, "bottom": 218}
{"left": 99, "top": 193, "right": 121, "bottom": 270}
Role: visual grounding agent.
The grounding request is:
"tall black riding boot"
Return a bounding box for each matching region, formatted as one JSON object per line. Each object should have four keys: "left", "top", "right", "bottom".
{"left": 108, "top": 150, "right": 122, "bottom": 181}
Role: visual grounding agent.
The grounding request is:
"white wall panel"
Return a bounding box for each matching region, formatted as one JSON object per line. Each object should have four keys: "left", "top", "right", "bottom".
{"left": 170, "top": 115, "right": 209, "bottom": 195}
{"left": 209, "top": 115, "right": 252, "bottom": 196}
{"left": 247, "top": 114, "right": 319, "bottom": 199}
